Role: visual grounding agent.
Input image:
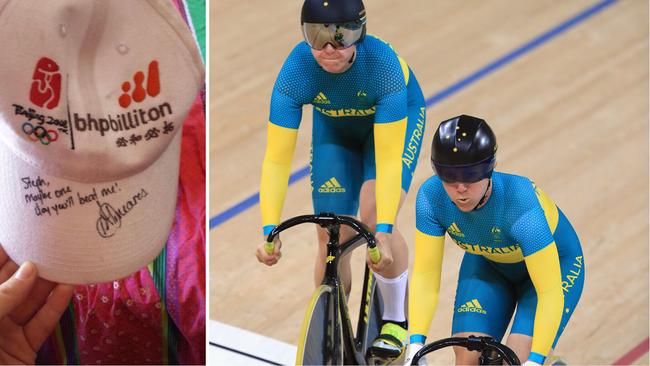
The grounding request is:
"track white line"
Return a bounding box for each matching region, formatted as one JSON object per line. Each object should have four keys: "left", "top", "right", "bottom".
{"left": 208, "top": 320, "right": 297, "bottom": 365}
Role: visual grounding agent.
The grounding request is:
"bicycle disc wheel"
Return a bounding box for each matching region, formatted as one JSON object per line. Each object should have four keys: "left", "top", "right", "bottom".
{"left": 296, "top": 285, "right": 344, "bottom": 365}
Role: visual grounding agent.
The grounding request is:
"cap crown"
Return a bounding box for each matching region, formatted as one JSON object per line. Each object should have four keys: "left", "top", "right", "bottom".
{"left": 0, "top": 0, "right": 204, "bottom": 183}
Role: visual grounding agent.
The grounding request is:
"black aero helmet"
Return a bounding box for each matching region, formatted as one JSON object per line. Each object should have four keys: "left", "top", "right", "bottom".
{"left": 431, "top": 115, "right": 497, "bottom": 183}
{"left": 301, "top": 0, "right": 365, "bottom": 24}
{"left": 301, "top": 0, "right": 367, "bottom": 50}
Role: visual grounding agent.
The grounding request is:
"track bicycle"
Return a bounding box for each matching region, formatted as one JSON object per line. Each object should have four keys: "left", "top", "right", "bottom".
{"left": 266, "top": 212, "right": 392, "bottom": 365}
{"left": 410, "top": 335, "right": 520, "bottom": 365}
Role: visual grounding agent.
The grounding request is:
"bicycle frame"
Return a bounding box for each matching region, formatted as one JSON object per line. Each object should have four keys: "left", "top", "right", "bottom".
{"left": 322, "top": 225, "right": 376, "bottom": 364}
{"left": 267, "top": 213, "right": 382, "bottom": 365}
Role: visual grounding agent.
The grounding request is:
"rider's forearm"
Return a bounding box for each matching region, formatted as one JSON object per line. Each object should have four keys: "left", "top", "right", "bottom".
{"left": 409, "top": 231, "right": 445, "bottom": 342}
{"left": 260, "top": 122, "right": 298, "bottom": 236}
{"left": 524, "top": 242, "right": 564, "bottom": 364}
{"left": 374, "top": 118, "right": 406, "bottom": 233}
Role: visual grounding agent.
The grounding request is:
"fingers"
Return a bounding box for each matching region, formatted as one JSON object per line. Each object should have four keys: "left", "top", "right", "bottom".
{"left": 0, "top": 260, "right": 60, "bottom": 325}
{"left": 258, "top": 252, "right": 280, "bottom": 266}
{"left": 0, "top": 262, "right": 38, "bottom": 317}
{"left": 367, "top": 243, "right": 393, "bottom": 272}
{"left": 367, "top": 253, "right": 393, "bottom": 273}
{"left": 24, "top": 284, "right": 74, "bottom": 351}
{"left": 0, "top": 260, "right": 58, "bottom": 325}
{"left": 368, "top": 232, "right": 395, "bottom": 272}
{"left": 9, "top": 277, "right": 56, "bottom": 325}
{"left": 256, "top": 241, "right": 282, "bottom": 266}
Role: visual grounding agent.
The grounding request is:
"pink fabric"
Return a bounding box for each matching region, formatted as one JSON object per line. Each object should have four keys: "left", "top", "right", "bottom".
{"left": 166, "top": 92, "right": 206, "bottom": 364}
{"left": 73, "top": 272, "right": 165, "bottom": 365}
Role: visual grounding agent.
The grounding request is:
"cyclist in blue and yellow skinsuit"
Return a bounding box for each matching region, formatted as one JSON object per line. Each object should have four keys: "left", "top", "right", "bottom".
{"left": 405, "top": 115, "right": 584, "bottom": 366}
{"left": 254, "top": 0, "right": 426, "bottom": 358}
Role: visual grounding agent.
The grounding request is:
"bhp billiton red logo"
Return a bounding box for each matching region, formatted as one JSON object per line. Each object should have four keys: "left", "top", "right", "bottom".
{"left": 30, "top": 57, "right": 61, "bottom": 109}
{"left": 119, "top": 60, "right": 160, "bottom": 108}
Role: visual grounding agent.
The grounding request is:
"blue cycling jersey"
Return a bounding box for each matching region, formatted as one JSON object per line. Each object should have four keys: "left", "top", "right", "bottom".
{"left": 269, "top": 34, "right": 409, "bottom": 128}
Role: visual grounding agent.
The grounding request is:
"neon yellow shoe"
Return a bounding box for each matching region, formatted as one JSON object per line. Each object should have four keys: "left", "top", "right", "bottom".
{"left": 368, "top": 322, "right": 407, "bottom": 362}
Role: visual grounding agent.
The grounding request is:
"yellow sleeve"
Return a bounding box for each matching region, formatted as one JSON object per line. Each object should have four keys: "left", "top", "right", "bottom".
{"left": 524, "top": 242, "right": 564, "bottom": 360}
{"left": 409, "top": 230, "right": 445, "bottom": 338}
{"left": 374, "top": 118, "right": 407, "bottom": 232}
{"left": 259, "top": 122, "right": 298, "bottom": 235}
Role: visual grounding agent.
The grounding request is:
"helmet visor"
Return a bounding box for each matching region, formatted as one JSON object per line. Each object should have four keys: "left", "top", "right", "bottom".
{"left": 302, "top": 20, "right": 365, "bottom": 50}
{"left": 433, "top": 158, "right": 495, "bottom": 183}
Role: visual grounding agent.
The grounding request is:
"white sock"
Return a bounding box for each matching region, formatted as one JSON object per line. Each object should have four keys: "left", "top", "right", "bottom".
{"left": 374, "top": 270, "right": 408, "bottom": 323}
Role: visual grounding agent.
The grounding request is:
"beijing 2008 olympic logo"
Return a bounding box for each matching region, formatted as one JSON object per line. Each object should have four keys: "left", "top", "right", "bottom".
{"left": 30, "top": 57, "right": 61, "bottom": 110}
{"left": 22, "top": 122, "right": 58, "bottom": 145}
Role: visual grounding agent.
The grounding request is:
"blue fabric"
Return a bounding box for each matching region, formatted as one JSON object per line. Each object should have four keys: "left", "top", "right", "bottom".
{"left": 416, "top": 172, "right": 564, "bottom": 260}
{"left": 309, "top": 97, "right": 424, "bottom": 216}
{"left": 415, "top": 172, "right": 585, "bottom": 350}
{"left": 262, "top": 225, "right": 276, "bottom": 236}
{"left": 310, "top": 114, "right": 370, "bottom": 216}
{"left": 376, "top": 224, "right": 393, "bottom": 233}
{"left": 410, "top": 334, "right": 427, "bottom": 344}
{"left": 302, "top": 41, "right": 425, "bottom": 217}
{"left": 451, "top": 253, "right": 517, "bottom": 338}
{"left": 451, "top": 220, "right": 584, "bottom": 348}
{"left": 508, "top": 209, "right": 585, "bottom": 349}
{"left": 528, "top": 352, "right": 546, "bottom": 364}
{"left": 269, "top": 35, "right": 410, "bottom": 129}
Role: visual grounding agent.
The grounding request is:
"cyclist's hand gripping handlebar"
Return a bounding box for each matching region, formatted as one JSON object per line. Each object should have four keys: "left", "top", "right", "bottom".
{"left": 265, "top": 213, "right": 380, "bottom": 263}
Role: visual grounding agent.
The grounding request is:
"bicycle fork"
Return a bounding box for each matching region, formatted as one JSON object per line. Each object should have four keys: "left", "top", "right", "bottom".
{"left": 322, "top": 223, "right": 346, "bottom": 365}
{"left": 322, "top": 223, "right": 369, "bottom": 365}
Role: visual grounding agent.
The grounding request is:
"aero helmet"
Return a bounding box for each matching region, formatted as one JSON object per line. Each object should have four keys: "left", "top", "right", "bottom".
{"left": 300, "top": 0, "right": 366, "bottom": 50}
{"left": 431, "top": 115, "right": 497, "bottom": 183}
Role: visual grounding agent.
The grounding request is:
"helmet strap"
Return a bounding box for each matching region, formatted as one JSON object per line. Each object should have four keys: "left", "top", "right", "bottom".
{"left": 348, "top": 50, "right": 356, "bottom": 64}
{"left": 472, "top": 178, "right": 492, "bottom": 211}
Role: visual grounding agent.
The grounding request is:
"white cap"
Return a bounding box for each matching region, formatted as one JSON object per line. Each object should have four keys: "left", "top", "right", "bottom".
{"left": 0, "top": 0, "right": 204, "bottom": 284}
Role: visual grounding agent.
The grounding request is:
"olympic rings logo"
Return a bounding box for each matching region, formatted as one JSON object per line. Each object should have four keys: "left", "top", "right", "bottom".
{"left": 22, "top": 122, "right": 58, "bottom": 145}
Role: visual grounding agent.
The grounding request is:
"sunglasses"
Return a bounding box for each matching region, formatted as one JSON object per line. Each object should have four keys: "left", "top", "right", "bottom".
{"left": 301, "top": 19, "right": 365, "bottom": 50}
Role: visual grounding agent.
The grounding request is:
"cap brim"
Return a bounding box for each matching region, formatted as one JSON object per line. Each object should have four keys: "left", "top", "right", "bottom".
{"left": 0, "top": 129, "right": 182, "bottom": 284}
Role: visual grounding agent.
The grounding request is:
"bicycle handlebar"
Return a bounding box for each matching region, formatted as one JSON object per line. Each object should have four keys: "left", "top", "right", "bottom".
{"left": 411, "top": 336, "right": 520, "bottom": 365}
{"left": 265, "top": 213, "right": 380, "bottom": 262}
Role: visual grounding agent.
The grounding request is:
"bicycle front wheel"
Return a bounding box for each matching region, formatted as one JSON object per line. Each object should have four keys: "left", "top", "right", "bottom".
{"left": 295, "top": 285, "right": 344, "bottom": 365}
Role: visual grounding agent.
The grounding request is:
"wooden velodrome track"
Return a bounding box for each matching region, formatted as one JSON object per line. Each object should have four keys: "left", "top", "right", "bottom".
{"left": 209, "top": 0, "right": 648, "bottom": 364}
